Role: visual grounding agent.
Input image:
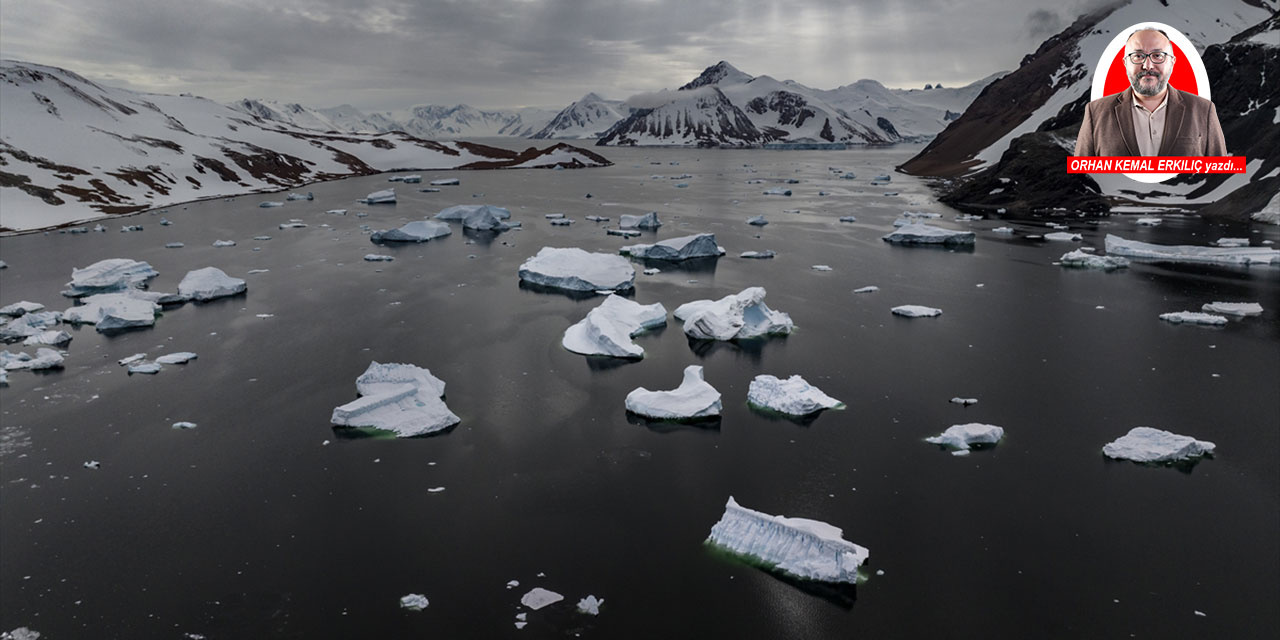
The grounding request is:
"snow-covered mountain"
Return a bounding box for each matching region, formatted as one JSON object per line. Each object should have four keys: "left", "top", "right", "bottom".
{"left": 0, "top": 60, "right": 608, "bottom": 232}
{"left": 900, "top": 0, "right": 1279, "bottom": 220}
{"left": 597, "top": 61, "right": 998, "bottom": 147}
{"left": 531, "top": 93, "right": 631, "bottom": 139}
{"left": 228, "top": 99, "right": 556, "bottom": 139}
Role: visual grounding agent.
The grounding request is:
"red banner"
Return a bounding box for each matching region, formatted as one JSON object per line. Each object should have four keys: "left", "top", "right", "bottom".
{"left": 1067, "top": 156, "right": 1247, "bottom": 174}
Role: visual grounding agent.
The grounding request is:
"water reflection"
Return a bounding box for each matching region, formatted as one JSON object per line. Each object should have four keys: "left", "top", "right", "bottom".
{"left": 625, "top": 411, "right": 722, "bottom": 434}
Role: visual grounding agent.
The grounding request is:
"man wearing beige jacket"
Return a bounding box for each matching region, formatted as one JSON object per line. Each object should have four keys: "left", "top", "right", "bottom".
{"left": 1074, "top": 28, "right": 1227, "bottom": 157}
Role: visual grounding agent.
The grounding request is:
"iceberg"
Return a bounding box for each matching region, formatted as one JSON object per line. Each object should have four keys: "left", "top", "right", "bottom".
{"left": 577, "top": 595, "right": 603, "bottom": 615}
{"left": 434, "top": 204, "right": 512, "bottom": 225}
{"left": 62, "top": 258, "right": 159, "bottom": 297}
{"left": 620, "top": 233, "right": 723, "bottom": 261}
{"left": 0, "top": 311, "right": 63, "bottom": 341}
{"left": 1044, "top": 231, "right": 1082, "bottom": 242}
{"left": 361, "top": 188, "right": 396, "bottom": 204}
{"left": 1105, "top": 234, "right": 1279, "bottom": 265}
{"left": 706, "top": 497, "right": 869, "bottom": 584}
{"left": 331, "top": 361, "right": 460, "bottom": 437}
{"left": 156, "top": 352, "right": 197, "bottom": 364}
{"left": 625, "top": 365, "right": 722, "bottom": 419}
{"left": 892, "top": 305, "right": 942, "bottom": 318}
{"left": 520, "top": 588, "right": 563, "bottom": 610}
{"left": 882, "top": 223, "right": 975, "bottom": 245}
{"left": 518, "top": 247, "right": 635, "bottom": 292}
{"left": 925, "top": 423, "right": 1004, "bottom": 452}
{"left": 1058, "top": 250, "right": 1129, "bottom": 270}
{"left": 22, "top": 331, "right": 72, "bottom": 347}
{"left": 370, "top": 220, "right": 452, "bottom": 243}
{"left": 1, "top": 348, "right": 64, "bottom": 371}
{"left": 562, "top": 294, "right": 667, "bottom": 359}
{"left": 399, "top": 594, "right": 429, "bottom": 611}
{"left": 619, "top": 212, "right": 661, "bottom": 229}
{"left": 1201, "top": 302, "right": 1263, "bottom": 316}
{"left": 1159, "top": 311, "right": 1227, "bottom": 326}
{"left": 430, "top": 178, "right": 460, "bottom": 186}
{"left": 1103, "top": 427, "right": 1215, "bottom": 463}
{"left": 0, "top": 301, "right": 45, "bottom": 317}
{"left": 177, "top": 267, "right": 246, "bottom": 301}
{"left": 673, "top": 287, "right": 794, "bottom": 341}
{"left": 63, "top": 293, "right": 159, "bottom": 331}
{"left": 747, "top": 374, "right": 844, "bottom": 415}
{"left": 740, "top": 250, "right": 775, "bottom": 259}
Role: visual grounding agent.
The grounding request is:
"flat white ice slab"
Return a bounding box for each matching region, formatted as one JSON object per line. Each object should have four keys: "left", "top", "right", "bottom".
{"left": 156, "top": 352, "right": 197, "bottom": 364}
{"left": 1105, "top": 234, "right": 1279, "bottom": 265}
{"left": 178, "top": 267, "right": 246, "bottom": 301}
{"left": 63, "top": 293, "right": 159, "bottom": 331}
{"left": 673, "top": 287, "right": 793, "bottom": 341}
{"left": 892, "top": 305, "right": 942, "bottom": 318}
{"left": 562, "top": 294, "right": 667, "bottom": 359}
{"left": 331, "top": 362, "right": 460, "bottom": 437}
{"left": 371, "top": 220, "right": 451, "bottom": 243}
{"left": 882, "top": 223, "right": 975, "bottom": 245}
{"left": 1201, "top": 302, "right": 1263, "bottom": 316}
{"left": 1103, "top": 427, "right": 1215, "bottom": 463}
{"left": 1159, "top": 311, "right": 1228, "bottom": 326}
{"left": 620, "top": 233, "right": 723, "bottom": 261}
{"left": 1059, "top": 250, "right": 1129, "bottom": 270}
{"left": 518, "top": 247, "right": 635, "bottom": 292}
{"left": 520, "top": 588, "right": 563, "bottom": 610}
{"left": 625, "top": 365, "right": 722, "bottom": 420}
{"left": 363, "top": 188, "right": 396, "bottom": 204}
{"left": 748, "top": 375, "right": 844, "bottom": 415}
{"left": 706, "top": 496, "right": 869, "bottom": 583}
{"left": 0, "top": 301, "right": 44, "bottom": 317}
{"left": 925, "top": 423, "right": 1004, "bottom": 451}
{"left": 1044, "top": 232, "right": 1083, "bottom": 242}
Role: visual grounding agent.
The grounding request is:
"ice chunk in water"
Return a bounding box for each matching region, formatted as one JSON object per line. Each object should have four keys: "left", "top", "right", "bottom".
{"left": 370, "top": 220, "right": 451, "bottom": 243}
{"left": 62, "top": 259, "right": 159, "bottom": 298}
{"left": 892, "top": 305, "right": 942, "bottom": 318}
{"left": 331, "top": 362, "right": 460, "bottom": 437}
{"left": 1059, "top": 250, "right": 1129, "bottom": 270}
{"left": 673, "top": 287, "right": 793, "bottom": 341}
{"left": 625, "top": 365, "right": 721, "bottom": 419}
{"left": 63, "top": 293, "right": 159, "bottom": 331}
{"left": 0, "top": 301, "right": 44, "bottom": 317}
{"left": 362, "top": 188, "right": 396, "bottom": 204}
{"left": 399, "top": 594, "right": 429, "bottom": 611}
{"left": 577, "top": 595, "right": 603, "bottom": 615}
{"left": 882, "top": 223, "right": 975, "bottom": 246}
{"left": 620, "top": 234, "right": 723, "bottom": 261}
{"left": 747, "top": 375, "right": 844, "bottom": 415}
{"left": 1105, "top": 234, "right": 1279, "bottom": 265}
{"left": 1102, "top": 427, "right": 1215, "bottom": 463}
{"left": 562, "top": 294, "right": 667, "bottom": 359}
{"left": 1200, "top": 302, "right": 1263, "bottom": 316}
{"left": 1159, "top": 311, "right": 1227, "bottom": 326}
{"left": 156, "top": 352, "right": 197, "bottom": 364}
{"left": 925, "top": 423, "right": 1004, "bottom": 451}
{"left": 518, "top": 247, "right": 635, "bottom": 292}
{"left": 706, "top": 496, "right": 869, "bottom": 583}
{"left": 178, "top": 267, "right": 246, "bottom": 302}
{"left": 619, "top": 212, "right": 661, "bottom": 229}
{"left": 520, "top": 588, "right": 563, "bottom": 610}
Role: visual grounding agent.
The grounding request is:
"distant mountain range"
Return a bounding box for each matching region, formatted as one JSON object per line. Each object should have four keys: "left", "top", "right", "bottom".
{"left": 0, "top": 60, "right": 609, "bottom": 232}
{"left": 900, "top": 0, "right": 1279, "bottom": 222}
{"left": 227, "top": 61, "right": 1001, "bottom": 147}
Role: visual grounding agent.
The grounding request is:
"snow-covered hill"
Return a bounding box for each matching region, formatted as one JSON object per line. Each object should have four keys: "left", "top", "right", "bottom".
{"left": 597, "top": 61, "right": 998, "bottom": 147}
{"left": 228, "top": 99, "right": 556, "bottom": 139}
{"left": 0, "top": 60, "right": 607, "bottom": 232}
{"left": 531, "top": 93, "right": 631, "bottom": 139}
{"left": 900, "top": 0, "right": 1278, "bottom": 220}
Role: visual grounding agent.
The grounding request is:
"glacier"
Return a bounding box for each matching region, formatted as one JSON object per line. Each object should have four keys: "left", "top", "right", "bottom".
{"left": 706, "top": 496, "right": 869, "bottom": 584}
{"left": 747, "top": 375, "right": 844, "bottom": 415}
{"left": 619, "top": 233, "right": 723, "bottom": 261}
{"left": 330, "top": 362, "right": 460, "bottom": 438}
{"left": 625, "top": 365, "right": 722, "bottom": 420}
{"left": 1103, "top": 427, "right": 1215, "bottom": 463}
{"left": 673, "top": 287, "right": 793, "bottom": 341}
{"left": 561, "top": 294, "right": 667, "bottom": 359}
{"left": 518, "top": 247, "right": 635, "bottom": 292}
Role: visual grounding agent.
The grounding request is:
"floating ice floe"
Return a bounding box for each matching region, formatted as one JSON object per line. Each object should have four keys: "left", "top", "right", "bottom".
{"left": 625, "top": 365, "right": 722, "bottom": 420}
{"left": 118, "top": 353, "right": 146, "bottom": 366}
{"left": 0, "top": 311, "right": 63, "bottom": 341}
{"left": 740, "top": 250, "right": 775, "bottom": 259}
{"left": 156, "top": 352, "right": 197, "bottom": 364}
{"left": 620, "top": 233, "right": 724, "bottom": 261}
{"left": 839, "top": 216, "right": 856, "bottom": 223}
{"left": 1201, "top": 302, "right": 1263, "bottom": 316}
{"left": 430, "top": 178, "right": 460, "bottom": 186}
{"left": 370, "top": 220, "right": 452, "bottom": 243}
{"left": 0, "top": 301, "right": 44, "bottom": 317}
{"left": 925, "top": 423, "right": 1004, "bottom": 453}
{"left": 1058, "top": 250, "right": 1129, "bottom": 270}
{"left": 643, "top": 268, "right": 660, "bottom": 275}
{"left": 852, "top": 286, "right": 879, "bottom": 294}
{"left": 63, "top": 293, "right": 159, "bottom": 331}
{"left": 747, "top": 375, "right": 844, "bottom": 415}
{"left": 619, "top": 212, "right": 661, "bottom": 230}
{"left": 279, "top": 222, "right": 306, "bottom": 229}
{"left": 892, "top": 305, "right": 942, "bottom": 318}
{"left": 577, "top": 595, "right": 603, "bottom": 615}
{"left": 1213, "top": 237, "right": 1249, "bottom": 247}
{"left": 882, "top": 223, "right": 975, "bottom": 246}
{"left": 62, "top": 258, "right": 159, "bottom": 298}
{"left": 950, "top": 397, "right": 978, "bottom": 406}
{"left": 434, "top": 204, "right": 513, "bottom": 230}
{"left": 326, "top": 209, "right": 347, "bottom": 216}
{"left": 1135, "top": 217, "right": 1162, "bottom": 226}
{"left": 399, "top": 594, "right": 429, "bottom": 611}
{"left": 585, "top": 215, "right": 608, "bottom": 222}
{"left": 550, "top": 218, "right": 573, "bottom": 226}
{"left": 993, "top": 227, "right": 1014, "bottom": 234}
{"left": 1105, "top": 234, "right": 1279, "bottom": 265}
{"left": 521, "top": 588, "right": 563, "bottom": 610}
{"left": 286, "top": 192, "right": 313, "bottom": 201}
{"left": 673, "top": 287, "right": 794, "bottom": 341}
{"left": 178, "top": 267, "right": 246, "bottom": 302}
{"left": 1102, "top": 426, "right": 1215, "bottom": 463}
{"left": 562, "top": 294, "right": 667, "bottom": 359}
{"left": 747, "top": 215, "right": 768, "bottom": 226}
{"left": 258, "top": 201, "right": 283, "bottom": 208}
{"left": 956, "top": 214, "right": 983, "bottom": 222}
{"left": 165, "top": 242, "right": 184, "bottom": 249}
{"left": 1159, "top": 311, "right": 1227, "bottom": 326}
{"left": 172, "top": 421, "right": 197, "bottom": 429}
{"left": 762, "top": 188, "right": 792, "bottom": 196}
{"left": 364, "top": 254, "right": 394, "bottom": 262}
{"left": 811, "top": 265, "right": 832, "bottom": 271}
{"left": 1044, "top": 232, "right": 1083, "bottom": 242}
{"left": 331, "top": 361, "right": 460, "bottom": 437}
{"left": 706, "top": 496, "right": 869, "bottom": 583}
{"left": 361, "top": 188, "right": 396, "bottom": 204}
{"left": 606, "top": 228, "right": 639, "bottom": 237}
{"left": 1, "top": 348, "right": 64, "bottom": 371}
{"left": 518, "top": 247, "right": 635, "bottom": 292}
{"left": 128, "top": 362, "right": 162, "bottom": 374}
{"left": 22, "top": 331, "right": 71, "bottom": 347}
{"left": 212, "top": 240, "right": 236, "bottom": 247}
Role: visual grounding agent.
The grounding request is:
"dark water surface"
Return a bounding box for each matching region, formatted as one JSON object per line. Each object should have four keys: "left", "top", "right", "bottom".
{"left": 2, "top": 142, "right": 1278, "bottom": 638}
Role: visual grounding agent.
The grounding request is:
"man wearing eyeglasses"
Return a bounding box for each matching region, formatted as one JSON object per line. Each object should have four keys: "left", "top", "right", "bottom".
{"left": 1074, "top": 28, "right": 1227, "bottom": 157}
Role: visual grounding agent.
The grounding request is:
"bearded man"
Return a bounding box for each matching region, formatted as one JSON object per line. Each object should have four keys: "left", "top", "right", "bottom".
{"left": 1074, "top": 28, "right": 1227, "bottom": 157}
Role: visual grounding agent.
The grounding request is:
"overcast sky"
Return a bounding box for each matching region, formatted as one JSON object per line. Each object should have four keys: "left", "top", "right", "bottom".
{"left": 1, "top": 0, "right": 1103, "bottom": 113}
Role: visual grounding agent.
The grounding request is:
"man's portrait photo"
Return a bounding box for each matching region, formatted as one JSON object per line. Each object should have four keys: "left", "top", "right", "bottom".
{"left": 1074, "top": 26, "right": 1227, "bottom": 157}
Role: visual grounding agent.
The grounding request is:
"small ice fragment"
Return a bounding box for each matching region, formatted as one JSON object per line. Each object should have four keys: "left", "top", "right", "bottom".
{"left": 256, "top": 314, "right": 274, "bottom": 319}
{"left": 427, "top": 487, "right": 445, "bottom": 493}
{"left": 119, "top": 353, "right": 147, "bottom": 366}
{"left": 1135, "top": 217, "right": 1162, "bottom": 226}
{"left": 399, "top": 594, "right": 429, "bottom": 611}
{"left": 514, "top": 622, "right": 527, "bottom": 629}
{"left": 83, "top": 461, "right": 100, "bottom": 469}
{"left": 839, "top": 216, "right": 857, "bottom": 223}
{"left": 1159, "top": 312, "right": 1227, "bottom": 326}
{"left": 1059, "top": 250, "right": 1129, "bottom": 270}
{"left": 577, "top": 595, "right": 603, "bottom": 615}
{"left": 165, "top": 242, "right": 185, "bottom": 249}
{"left": 1194, "top": 611, "right": 1206, "bottom": 617}
{"left": 172, "top": 422, "right": 198, "bottom": 429}
{"left": 811, "top": 265, "right": 832, "bottom": 271}
{"left": 950, "top": 397, "right": 978, "bottom": 406}
{"left": 212, "top": 240, "right": 236, "bottom": 247}
{"left": 521, "top": 587, "right": 564, "bottom": 610}
{"left": 1102, "top": 427, "right": 1215, "bottom": 463}
{"left": 747, "top": 215, "right": 767, "bottom": 226}
{"left": 156, "top": 352, "right": 197, "bottom": 364}
{"left": 762, "top": 187, "right": 791, "bottom": 196}
{"left": 643, "top": 268, "right": 661, "bottom": 275}
{"left": 128, "top": 362, "right": 162, "bottom": 374}
{"left": 364, "top": 254, "right": 395, "bottom": 262}
{"left": 1213, "top": 238, "right": 1249, "bottom": 247}
{"left": 506, "top": 580, "right": 520, "bottom": 589}
{"left": 892, "top": 305, "right": 942, "bottom": 318}
{"left": 925, "top": 423, "right": 1004, "bottom": 451}
{"left": 992, "top": 227, "right": 1014, "bottom": 234}
{"left": 429, "top": 178, "right": 460, "bottom": 186}
{"left": 739, "top": 250, "right": 775, "bottom": 259}
{"left": 585, "top": 215, "right": 608, "bottom": 222}
{"left": 362, "top": 188, "right": 396, "bottom": 204}
{"left": 1044, "top": 232, "right": 1082, "bottom": 242}
{"left": 853, "top": 286, "right": 879, "bottom": 294}
{"left": 876, "top": 569, "right": 885, "bottom": 576}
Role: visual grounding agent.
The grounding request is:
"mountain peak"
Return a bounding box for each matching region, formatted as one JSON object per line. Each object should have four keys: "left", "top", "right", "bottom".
{"left": 678, "top": 61, "right": 753, "bottom": 91}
